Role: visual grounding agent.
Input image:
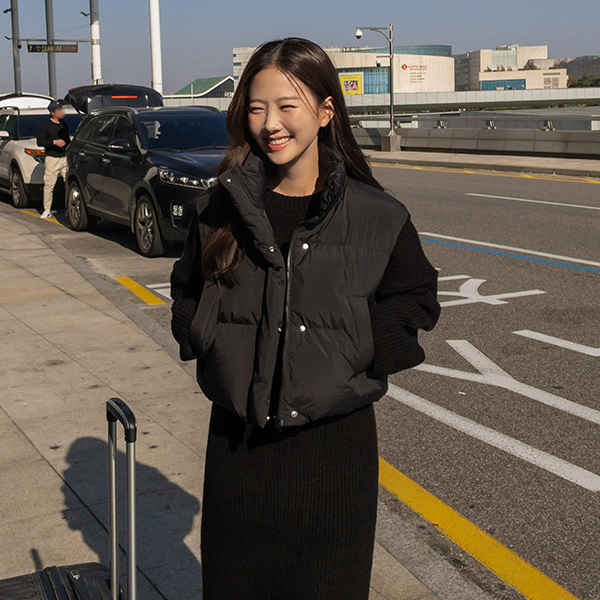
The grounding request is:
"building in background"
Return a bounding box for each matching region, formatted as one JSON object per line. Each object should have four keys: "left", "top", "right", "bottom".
{"left": 171, "top": 76, "right": 234, "bottom": 98}
{"left": 454, "top": 44, "right": 568, "bottom": 91}
{"left": 233, "top": 45, "right": 455, "bottom": 94}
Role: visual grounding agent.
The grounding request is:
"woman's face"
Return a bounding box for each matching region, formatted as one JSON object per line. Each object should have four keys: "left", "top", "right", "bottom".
{"left": 247, "top": 66, "right": 333, "bottom": 169}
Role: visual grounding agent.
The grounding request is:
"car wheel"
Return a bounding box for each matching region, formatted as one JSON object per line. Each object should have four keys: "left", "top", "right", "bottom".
{"left": 67, "top": 180, "right": 97, "bottom": 232}
{"left": 10, "top": 167, "right": 30, "bottom": 208}
{"left": 134, "top": 195, "right": 164, "bottom": 257}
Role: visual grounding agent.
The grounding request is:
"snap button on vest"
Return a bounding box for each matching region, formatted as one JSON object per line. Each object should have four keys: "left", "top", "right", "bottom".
{"left": 269, "top": 245, "right": 275, "bottom": 252}
{"left": 301, "top": 243, "right": 309, "bottom": 250}
{"left": 299, "top": 325, "right": 306, "bottom": 332}
{"left": 291, "top": 411, "right": 298, "bottom": 418}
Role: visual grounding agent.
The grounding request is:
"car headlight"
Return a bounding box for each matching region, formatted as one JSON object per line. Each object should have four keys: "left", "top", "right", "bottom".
{"left": 25, "top": 148, "right": 45, "bottom": 163}
{"left": 159, "top": 168, "right": 217, "bottom": 189}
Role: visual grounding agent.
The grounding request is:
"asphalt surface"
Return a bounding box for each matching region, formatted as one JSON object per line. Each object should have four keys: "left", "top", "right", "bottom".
{"left": 2, "top": 164, "right": 599, "bottom": 600}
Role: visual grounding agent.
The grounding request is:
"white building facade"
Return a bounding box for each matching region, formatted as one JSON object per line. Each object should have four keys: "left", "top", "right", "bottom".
{"left": 455, "top": 44, "right": 568, "bottom": 91}
{"left": 233, "top": 45, "right": 455, "bottom": 95}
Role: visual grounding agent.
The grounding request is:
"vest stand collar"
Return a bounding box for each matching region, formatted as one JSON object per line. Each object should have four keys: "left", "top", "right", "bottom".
{"left": 217, "top": 142, "right": 348, "bottom": 265}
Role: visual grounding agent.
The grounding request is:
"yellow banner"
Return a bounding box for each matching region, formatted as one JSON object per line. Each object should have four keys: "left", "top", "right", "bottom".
{"left": 340, "top": 73, "right": 363, "bottom": 95}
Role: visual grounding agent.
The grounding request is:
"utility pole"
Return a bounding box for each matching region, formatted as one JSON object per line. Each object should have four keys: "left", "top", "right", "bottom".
{"left": 6, "top": 0, "right": 22, "bottom": 93}
{"left": 44, "top": 0, "right": 57, "bottom": 98}
{"left": 89, "top": 0, "right": 103, "bottom": 84}
{"left": 148, "top": 0, "right": 163, "bottom": 94}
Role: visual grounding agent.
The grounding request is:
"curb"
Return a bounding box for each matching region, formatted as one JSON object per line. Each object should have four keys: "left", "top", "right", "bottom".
{"left": 365, "top": 154, "right": 600, "bottom": 179}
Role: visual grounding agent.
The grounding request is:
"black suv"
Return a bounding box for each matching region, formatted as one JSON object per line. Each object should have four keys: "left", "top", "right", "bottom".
{"left": 66, "top": 106, "right": 229, "bottom": 256}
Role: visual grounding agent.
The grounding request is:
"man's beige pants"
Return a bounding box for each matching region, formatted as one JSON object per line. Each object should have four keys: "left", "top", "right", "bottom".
{"left": 43, "top": 155, "right": 67, "bottom": 211}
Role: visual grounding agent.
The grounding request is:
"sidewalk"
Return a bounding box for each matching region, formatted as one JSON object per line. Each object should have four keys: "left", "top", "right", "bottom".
{"left": 0, "top": 210, "right": 445, "bottom": 600}
{"left": 364, "top": 149, "right": 600, "bottom": 178}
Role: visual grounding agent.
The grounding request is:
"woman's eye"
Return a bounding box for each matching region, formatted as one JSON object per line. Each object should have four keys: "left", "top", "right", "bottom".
{"left": 248, "top": 106, "right": 263, "bottom": 113}
{"left": 280, "top": 104, "right": 296, "bottom": 110}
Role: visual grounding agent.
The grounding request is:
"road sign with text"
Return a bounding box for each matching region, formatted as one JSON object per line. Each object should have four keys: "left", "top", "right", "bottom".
{"left": 28, "top": 43, "right": 78, "bottom": 53}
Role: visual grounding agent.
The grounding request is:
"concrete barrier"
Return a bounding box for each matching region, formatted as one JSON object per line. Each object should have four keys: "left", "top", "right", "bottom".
{"left": 355, "top": 127, "right": 600, "bottom": 158}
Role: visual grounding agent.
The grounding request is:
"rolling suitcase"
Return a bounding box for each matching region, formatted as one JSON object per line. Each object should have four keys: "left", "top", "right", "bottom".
{"left": 0, "top": 398, "right": 138, "bottom": 600}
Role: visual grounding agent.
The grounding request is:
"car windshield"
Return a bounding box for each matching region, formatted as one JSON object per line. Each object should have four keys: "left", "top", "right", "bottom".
{"left": 18, "top": 114, "right": 82, "bottom": 139}
{"left": 134, "top": 111, "right": 230, "bottom": 152}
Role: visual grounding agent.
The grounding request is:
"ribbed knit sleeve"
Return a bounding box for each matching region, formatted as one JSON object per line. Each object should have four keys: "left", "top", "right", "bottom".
{"left": 368, "top": 216, "right": 441, "bottom": 375}
{"left": 170, "top": 210, "right": 204, "bottom": 361}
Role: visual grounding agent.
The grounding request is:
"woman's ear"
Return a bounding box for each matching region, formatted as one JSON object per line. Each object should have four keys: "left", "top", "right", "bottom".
{"left": 319, "top": 96, "right": 335, "bottom": 128}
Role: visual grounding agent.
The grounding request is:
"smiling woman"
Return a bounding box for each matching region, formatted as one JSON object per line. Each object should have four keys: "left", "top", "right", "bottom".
{"left": 169, "top": 37, "right": 441, "bottom": 600}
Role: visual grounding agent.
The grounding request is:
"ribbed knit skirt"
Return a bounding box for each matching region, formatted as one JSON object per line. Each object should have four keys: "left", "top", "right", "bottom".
{"left": 200, "top": 401, "right": 379, "bottom": 600}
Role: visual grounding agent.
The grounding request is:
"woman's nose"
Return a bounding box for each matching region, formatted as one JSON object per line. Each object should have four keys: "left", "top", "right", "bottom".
{"left": 263, "top": 110, "right": 282, "bottom": 133}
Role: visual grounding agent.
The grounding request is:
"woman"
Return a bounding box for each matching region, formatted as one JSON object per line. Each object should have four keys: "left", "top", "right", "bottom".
{"left": 170, "top": 37, "right": 441, "bottom": 600}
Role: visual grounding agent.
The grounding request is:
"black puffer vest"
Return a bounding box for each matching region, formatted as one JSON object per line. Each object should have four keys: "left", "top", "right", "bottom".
{"left": 189, "top": 144, "right": 410, "bottom": 428}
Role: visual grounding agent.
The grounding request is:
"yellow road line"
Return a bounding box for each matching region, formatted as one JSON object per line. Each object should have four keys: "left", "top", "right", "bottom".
{"left": 20, "top": 209, "right": 62, "bottom": 225}
{"left": 115, "top": 275, "right": 166, "bottom": 305}
{"left": 379, "top": 458, "right": 580, "bottom": 600}
{"left": 371, "top": 162, "right": 600, "bottom": 184}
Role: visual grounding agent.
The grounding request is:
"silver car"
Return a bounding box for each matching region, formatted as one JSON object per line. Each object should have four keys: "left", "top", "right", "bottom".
{"left": 0, "top": 106, "right": 81, "bottom": 208}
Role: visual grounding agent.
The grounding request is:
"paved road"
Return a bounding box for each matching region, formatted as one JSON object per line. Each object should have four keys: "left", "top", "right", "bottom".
{"left": 376, "top": 165, "right": 600, "bottom": 600}
{"left": 2, "top": 164, "right": 599, "bottom": 600}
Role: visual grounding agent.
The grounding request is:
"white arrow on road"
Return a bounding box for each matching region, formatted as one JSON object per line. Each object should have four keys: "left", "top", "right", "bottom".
{"left": 513, "top": 330, "right": 600, "bottom": 357}
{"left": 437, "top": 278, "right": 545, "bottom": 307}
{"left": 413, "top": 340, "right": 600, "bottom": 425}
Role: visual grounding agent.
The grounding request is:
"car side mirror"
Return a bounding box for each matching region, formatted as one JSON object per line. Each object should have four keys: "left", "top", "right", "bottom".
{"left": 0, "top": 131, "right": 10, "bottom": 139}
{"left": 108, "top": 139, "right": 133, "bottom": 152}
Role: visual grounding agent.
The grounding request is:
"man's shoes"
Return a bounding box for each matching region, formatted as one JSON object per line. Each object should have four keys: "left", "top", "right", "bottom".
{"left": 40, "top": 210, "right": 53, "bottom": 219}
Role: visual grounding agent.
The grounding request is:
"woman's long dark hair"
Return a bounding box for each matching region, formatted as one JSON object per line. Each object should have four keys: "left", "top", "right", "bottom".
{"left": 202, "top": 37, "right": 383, "bottom": 288}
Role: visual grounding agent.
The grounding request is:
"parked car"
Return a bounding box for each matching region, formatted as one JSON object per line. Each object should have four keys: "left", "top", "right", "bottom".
{"left": 0, "top": 105, "right": 81, "bottom": 207}
{"left": 65, "top": 83, "right": 164, "bottom": 114}
{"left": 66, "top": 106, "right": 230, "bottom": 257}
{"left": 0, "top": 92, "right": 54, "bottom": 110}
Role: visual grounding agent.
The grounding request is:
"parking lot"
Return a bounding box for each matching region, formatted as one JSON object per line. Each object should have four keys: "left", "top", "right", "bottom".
{"left": 2, "top": 162, "right": 599, "bottom": 600}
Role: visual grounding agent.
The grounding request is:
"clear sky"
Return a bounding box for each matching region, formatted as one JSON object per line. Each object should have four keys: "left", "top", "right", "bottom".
{"left": 1, "top": 0, "right": 598, "bottom": 97}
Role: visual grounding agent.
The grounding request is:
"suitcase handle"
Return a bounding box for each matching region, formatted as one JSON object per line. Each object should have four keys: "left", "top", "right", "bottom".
{"left": 107, "top": 398, "right": 137, "bottom": 600}
{"left": 107, "top": 398, "right": 137, "bottom": 443}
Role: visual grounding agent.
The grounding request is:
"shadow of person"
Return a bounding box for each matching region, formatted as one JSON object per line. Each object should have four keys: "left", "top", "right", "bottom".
{"left": 61, "top": 437, "right": 202, "bottom": 598}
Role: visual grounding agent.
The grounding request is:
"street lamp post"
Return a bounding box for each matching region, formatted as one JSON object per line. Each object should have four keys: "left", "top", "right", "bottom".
{"left": 355, "top": 25, "right": 400, "bottom": 151}
{"left": 3, "top": 0, "right": 22, "bottom": 93}
{"left": 45, "top": 0, "right": 57, "bottom": 98}
{"left": 148, "top": 0, "right": 164, "bottom": 94}
{"left": 89, "top": 0, "right": 103, "bottom": 84}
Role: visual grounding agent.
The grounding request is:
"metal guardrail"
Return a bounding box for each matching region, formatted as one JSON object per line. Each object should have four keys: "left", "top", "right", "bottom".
{"left": 351, "top": 113, "right": 600, "bottom": 132}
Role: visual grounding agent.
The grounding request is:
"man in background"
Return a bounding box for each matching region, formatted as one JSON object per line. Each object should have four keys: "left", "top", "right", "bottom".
{"left": 36, "top": 100, "right": 70, "bottom": 219}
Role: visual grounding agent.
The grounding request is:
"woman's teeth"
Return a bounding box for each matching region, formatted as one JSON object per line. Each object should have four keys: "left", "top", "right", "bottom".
{"left": 269, "top": 136, "right": 291, "bottom": 145}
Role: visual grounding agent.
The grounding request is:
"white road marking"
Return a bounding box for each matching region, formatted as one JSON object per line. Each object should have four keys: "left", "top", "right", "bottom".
{"left": 387, "top": 384, "right": 600, "bottom": 492}
{"left": 438, "top": 278, "right": 545, "bottom": 307}
{"left": 466, "top": 192, "right": 600, "bottom": 211}
{"left": 420, "top": 232, "right": 600, "bottom": 268}
{"left": 413, "top": 340, "right": 600, "bottom": 425}
{"left": 513, "top": 330, "right": 600, "bottom": 357}
{"left": 146, "top": 282, "right": 172, "bottom": 299}
{"left": 438, "top": 275, "right": 470, "bottom": 281}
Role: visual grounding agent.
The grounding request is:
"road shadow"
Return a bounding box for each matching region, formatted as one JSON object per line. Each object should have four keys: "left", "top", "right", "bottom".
{"left": 61, "top": 437, "right": 202, "bottom": 597}
{"left": 0, "top": 188, "right": 182, "bottom": 259}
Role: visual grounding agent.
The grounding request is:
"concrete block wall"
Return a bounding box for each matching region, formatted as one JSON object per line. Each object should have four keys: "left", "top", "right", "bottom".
{"left": 355, "top": 127, "right": 600, "bottom": 157}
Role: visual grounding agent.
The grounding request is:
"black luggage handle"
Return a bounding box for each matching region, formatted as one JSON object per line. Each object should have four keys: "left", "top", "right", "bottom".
{"left": 107, "top": 398, "right": 137, "bottom": 443}
{"left": 106, "top": 398, "right": 137, "bottom": 600}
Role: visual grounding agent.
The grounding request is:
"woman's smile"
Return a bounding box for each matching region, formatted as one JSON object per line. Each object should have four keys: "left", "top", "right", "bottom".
{"left": 266, "top": 135, "right": 292, "bottom": 151}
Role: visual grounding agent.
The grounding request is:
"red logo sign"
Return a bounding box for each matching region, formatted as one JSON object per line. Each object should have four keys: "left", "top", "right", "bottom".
{"left": 401, "top": 64, "right": 408, "bottom": 70}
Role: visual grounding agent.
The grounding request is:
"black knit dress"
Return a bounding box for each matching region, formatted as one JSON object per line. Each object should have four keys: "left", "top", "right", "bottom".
{"left": 200, "top": 188, "right": 380, "bottom": 600}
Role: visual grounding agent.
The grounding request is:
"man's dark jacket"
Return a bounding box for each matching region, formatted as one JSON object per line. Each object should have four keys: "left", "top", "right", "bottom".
{"left": 170, "top": 144, "right": 441, "bottom": 428}
{"left": 36, "top": 118, "right": 70, "bottom": 157}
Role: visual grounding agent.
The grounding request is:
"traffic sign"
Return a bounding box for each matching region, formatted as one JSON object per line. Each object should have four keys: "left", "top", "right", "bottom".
{"left": 28, "top": 43, "right": 78, "bottom": 53}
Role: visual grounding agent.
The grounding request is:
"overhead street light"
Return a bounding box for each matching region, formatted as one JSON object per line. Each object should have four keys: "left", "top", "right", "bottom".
{"left": 355, "top": 25, "right": 396, "bottom": 142}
